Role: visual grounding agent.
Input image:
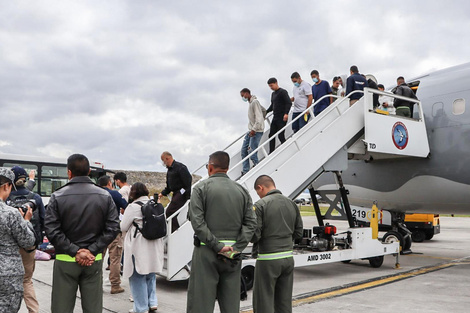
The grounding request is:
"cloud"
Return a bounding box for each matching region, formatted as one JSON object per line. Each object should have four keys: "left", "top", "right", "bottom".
{"left": 1, "top": 0, "right": 469, "bottom": 173}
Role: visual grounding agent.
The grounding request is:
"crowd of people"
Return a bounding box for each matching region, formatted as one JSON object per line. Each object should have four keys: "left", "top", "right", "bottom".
{"left": 240, "top": 65, "right": 419, "bottom": 174}
{"left": 0, "top": 65, "right": 420, "bottom": 313}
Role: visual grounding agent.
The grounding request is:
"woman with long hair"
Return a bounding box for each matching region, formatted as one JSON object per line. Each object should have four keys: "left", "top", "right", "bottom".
{"left": 121, "top": 182, "right": 164, "bottom": 313}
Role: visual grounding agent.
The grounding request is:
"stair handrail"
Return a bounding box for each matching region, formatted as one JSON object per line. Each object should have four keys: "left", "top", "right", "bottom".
{"left": 164, "top": 112, "right": 273, "bottom": 230}
{"left": 227, "top": 91, "right": 364, "bottom": 176}
{"left": 164, "top": 92, "right": 362, "bottom": 229}
{"left": 165, "top": 88, "right": 424, "bottom": 234}
{"left": 190, "top": 112, "right": 274, "bottom": 174}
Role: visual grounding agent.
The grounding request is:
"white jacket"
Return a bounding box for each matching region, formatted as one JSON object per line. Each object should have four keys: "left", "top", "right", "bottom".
{"left": 248, "top": 95, "right": 266, "bottom": 132}
{"left": 121, "top": 196, "right": 164, "bottom": 278}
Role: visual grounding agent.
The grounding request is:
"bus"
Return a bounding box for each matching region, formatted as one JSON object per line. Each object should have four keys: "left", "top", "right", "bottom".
{"left": 0, "top": 153, "right": 114, "bottom": 205}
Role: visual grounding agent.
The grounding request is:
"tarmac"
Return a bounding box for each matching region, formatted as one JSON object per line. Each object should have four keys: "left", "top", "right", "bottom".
{"left": 20, "top": 216, "right": 470, "bottom": 313}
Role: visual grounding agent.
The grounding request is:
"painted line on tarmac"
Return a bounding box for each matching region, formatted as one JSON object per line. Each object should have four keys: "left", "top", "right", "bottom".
{"left": 240, "top": 258, "right": 468, "bottom": 312}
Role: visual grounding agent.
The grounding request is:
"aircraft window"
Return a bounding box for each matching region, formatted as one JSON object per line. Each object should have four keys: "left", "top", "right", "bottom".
{"left": 432, "top": 102, "right": 444, "bottom": 117}
{"left": 452, "top": 99, "right": 465, "bottom": 115}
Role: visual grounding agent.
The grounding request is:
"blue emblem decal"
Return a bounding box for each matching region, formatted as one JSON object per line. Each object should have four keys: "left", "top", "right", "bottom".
{"left": 392, "top": 122, "right": 408, "bottom": 150}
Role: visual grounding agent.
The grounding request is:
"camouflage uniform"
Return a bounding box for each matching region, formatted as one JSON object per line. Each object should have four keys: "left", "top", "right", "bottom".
{"left": 0, "top": 199, "right": 36, "bottom": 312}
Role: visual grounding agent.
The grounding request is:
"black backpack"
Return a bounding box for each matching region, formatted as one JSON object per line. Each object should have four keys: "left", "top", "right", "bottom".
{"left": 133, "top": 200, "right": 167, "bottom": 240}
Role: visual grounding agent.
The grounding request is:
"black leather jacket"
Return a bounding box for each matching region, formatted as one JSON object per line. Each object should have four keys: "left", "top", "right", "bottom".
{"left": 45, "top": 176, "right": 120, "bottom": 257}
{"left": 393, "top": 83, "right": 418, "bottom": 109}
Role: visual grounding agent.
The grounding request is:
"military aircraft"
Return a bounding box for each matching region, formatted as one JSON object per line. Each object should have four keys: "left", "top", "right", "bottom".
{"left": 315, "top": 62, "right": 470, "bottom": 215}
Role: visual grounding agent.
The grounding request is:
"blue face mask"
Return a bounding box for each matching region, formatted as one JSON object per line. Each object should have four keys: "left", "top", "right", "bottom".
{"left": 312, "top": 77, "right": 319, "bottom": 83}
{"left": 242, "top": 97, "right": 248, "bottom": 102}
{"left": 293, "top": 82, "right": 300, "bottom": 87}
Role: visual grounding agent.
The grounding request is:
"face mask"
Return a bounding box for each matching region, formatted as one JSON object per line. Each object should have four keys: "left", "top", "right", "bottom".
{"left": 312, "top": 77, "right": 319, "bottom": 83}
{"left": 293, "top": 82, "right": 300, "bottom": 87}
{"left": 242, "top": 97, "right": 248, "bottom": 102}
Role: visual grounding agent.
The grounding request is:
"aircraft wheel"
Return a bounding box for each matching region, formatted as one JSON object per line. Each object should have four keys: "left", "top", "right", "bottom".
{"left": 382, "top": 231, "right": 404, "bottom": 252}
{"left": 368, "top": 255, "right": 384, "bottom": 268}
{"left": 425, "top": 231, "right": 434, "bottom": 240}
{"left": 411, "top": 230, "right": 426, "bottom": 243}
{"left": 241, "top": 266, "right": 255, "bottom": 291}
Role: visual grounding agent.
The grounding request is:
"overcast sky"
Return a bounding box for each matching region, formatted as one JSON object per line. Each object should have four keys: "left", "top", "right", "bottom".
{"left": 1, "top": 0, "right": 469, "bottom": 173}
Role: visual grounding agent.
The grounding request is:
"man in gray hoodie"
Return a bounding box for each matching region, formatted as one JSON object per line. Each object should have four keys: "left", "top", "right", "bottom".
{"left": 240, "top": 88, "right": 267, "bottom": 175}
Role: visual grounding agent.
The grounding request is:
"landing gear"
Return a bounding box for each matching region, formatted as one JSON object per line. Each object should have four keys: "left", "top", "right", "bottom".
{"left": 241, "top": 265, "right": 255, "bottom": 291}
{"left": 384, "top": 212, "right": 413, "bottom": 254}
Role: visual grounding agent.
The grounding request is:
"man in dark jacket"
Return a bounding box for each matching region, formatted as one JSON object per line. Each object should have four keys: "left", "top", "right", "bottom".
{"left": 159, "top": 151, "right": 192, "bottom": 233}
{"left": 346, "top": 65, "right": 368, "bottom": 106}
{"left": 98, "top": 175, "right": 127, "bottom": 294}
{"left": 393, "top": 76, "right": 418, "bottom": 117}
{"left": 45, "top": 154, "right": 120, "bottom": 313}
{"left": 364, "top": 75, "right": 380, "bottom": 108}
{"left": 7, "top": 165, "right": 45, "bottom": 313}
{"left": 266, "top": 77, "right": 292, "bottom": 154}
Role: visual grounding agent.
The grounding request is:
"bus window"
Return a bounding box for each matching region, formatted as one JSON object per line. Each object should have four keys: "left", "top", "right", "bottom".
{"left": 2, "top": 163, "right": 39, "bottom": 193}
{"left": 41, "top": 165, "right": 68, "bottom": 196}
{"left": 40, "top": 178, "right": 68, "bottom": 196}
{"left": 42, "top": 165, "right": 68, "bottom": 177}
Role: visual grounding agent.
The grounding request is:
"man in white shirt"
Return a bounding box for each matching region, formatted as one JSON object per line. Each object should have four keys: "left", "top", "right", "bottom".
{"left": 290, "top": 72, "right": 313, "bottom": 133}
{"left": 113, "top": 172, "right": 131, "bottom": 203}
{"left": 240, "top": 88, "right": 267, "bottom": 175}
{"left": 377, "top": 84, "right": 396, "bottom": 115}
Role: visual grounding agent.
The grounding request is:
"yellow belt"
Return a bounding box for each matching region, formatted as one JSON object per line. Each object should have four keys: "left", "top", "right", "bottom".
{"left": 56, "top": 253, "right": 103, "bottom": 262}
{"left": 257, "top": 251, "right": 293, "bottom": 261}
{"left": 201, "top": 240, "right": 236, "bottom": 246}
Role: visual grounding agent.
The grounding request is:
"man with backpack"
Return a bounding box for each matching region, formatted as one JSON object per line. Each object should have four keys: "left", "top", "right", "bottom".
{"left": 7, "top": 165, "right": 45, "bottom": 313}
{"left": 45, "top": 154, "right": 120, "bottom": 313}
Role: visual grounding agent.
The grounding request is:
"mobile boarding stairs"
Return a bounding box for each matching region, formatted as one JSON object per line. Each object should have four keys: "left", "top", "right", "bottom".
{"left": 159, "top": 88, "right": 430, "bottom": 282}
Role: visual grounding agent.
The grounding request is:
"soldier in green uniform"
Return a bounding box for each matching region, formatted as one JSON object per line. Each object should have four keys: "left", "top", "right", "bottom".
{"left": 187, "top": 151, "right": 257, "bottom": 313}
{"left": 251, "top": 175, "right": 303, "bottom": 313}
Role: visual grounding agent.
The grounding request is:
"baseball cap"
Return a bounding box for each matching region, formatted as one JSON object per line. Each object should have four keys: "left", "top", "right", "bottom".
{"left": 0, "top": 167, "right": 17, "bottom": 190}
{"left": 11, "top": 166, "right": 28, "bottom": 183}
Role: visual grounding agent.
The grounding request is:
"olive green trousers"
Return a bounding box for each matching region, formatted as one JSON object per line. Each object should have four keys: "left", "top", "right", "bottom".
{"left": 253, "top": 257, "right": 295, "bottom": 313}
{"left": 187, "top": 245, "right": 241, "bottom": 313}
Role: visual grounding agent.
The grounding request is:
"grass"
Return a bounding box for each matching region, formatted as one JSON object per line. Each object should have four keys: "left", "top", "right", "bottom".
{"left": 440, "top": 214, "right": 470, "bottom": 217}
{"left": 299, "top": 204, "right": 339, "bottom": 217}
{"left": 147, "top": 188, "right": 170, "bottom": 206}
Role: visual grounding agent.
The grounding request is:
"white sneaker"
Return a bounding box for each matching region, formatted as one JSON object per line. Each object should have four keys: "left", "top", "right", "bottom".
{"left": 104, "top": 277, "right": 111, "bottom": 286}
{"left": 129, "top": 295, "right": 134, "bottom": 302}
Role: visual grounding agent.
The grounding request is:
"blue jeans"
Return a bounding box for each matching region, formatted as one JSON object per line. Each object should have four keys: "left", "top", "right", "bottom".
{"left": 292, "top": 112, "right": 309, "bottom": 133}
{"left": 129, "top": 264, "right": 158, "bottom": 313}
{"left": 241, "top": 131, "right": 263, "bottom": 173}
